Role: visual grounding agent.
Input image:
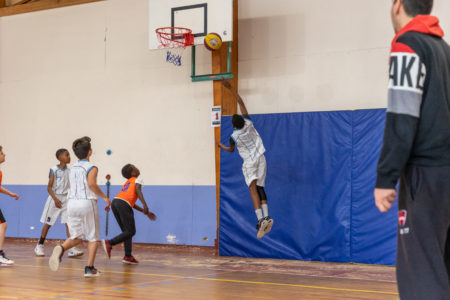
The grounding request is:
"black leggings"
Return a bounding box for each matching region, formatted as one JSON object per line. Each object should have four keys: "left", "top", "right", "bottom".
{"left": 0, "top": 209, "right": 5, "bottom": 224}
{"left": 109, "top": 199, "right": 136, "bottom": 257}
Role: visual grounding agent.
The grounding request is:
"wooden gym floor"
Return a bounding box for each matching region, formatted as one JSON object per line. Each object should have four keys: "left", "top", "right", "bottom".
{"left": 0, "top": 239, "right": 398, "bottom": 299}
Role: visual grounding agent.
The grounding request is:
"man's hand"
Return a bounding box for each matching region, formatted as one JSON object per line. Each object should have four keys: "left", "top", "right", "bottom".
{"left": 11, "top": 193, "right": 19, "bottom": 200}
{"left": 53, "top": 198, "right": 62, "bottom": 209}
{"left": 221, "top": 80, "right": 232, "bottom": 90}
{"left": 217, "top": 141, "right": 224, "bottom": 149}
{"left": 374, "top": 188, "right": 397, "bottom": 213}
{"left": 146, "top": 212, "right": 157, "bottom": 221}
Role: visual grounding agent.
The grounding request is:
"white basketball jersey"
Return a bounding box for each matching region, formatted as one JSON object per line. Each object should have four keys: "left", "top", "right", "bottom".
{"left": 68, "top": 160, "right": 97, "bottom": 201}
{"left": 231, "top": 119, "right": 265, "bottom": 163}
{"left": 49, "top": 165, "right": 70, "bottom": 195}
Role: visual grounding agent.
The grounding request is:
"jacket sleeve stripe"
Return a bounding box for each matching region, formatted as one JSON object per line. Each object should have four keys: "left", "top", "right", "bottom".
{"left": 387, "top": 89, "right": 422, "bottom": 118}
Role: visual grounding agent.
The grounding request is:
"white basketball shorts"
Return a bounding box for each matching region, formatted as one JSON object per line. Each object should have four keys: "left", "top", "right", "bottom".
{"left": 40, "top": 194, "right": 68, "bottom": 226}
{"left": 242, "top": 155, "right": 267, "bottom": 187}
{"left": 67, "top": 199, "right": 100, "bottom": 242}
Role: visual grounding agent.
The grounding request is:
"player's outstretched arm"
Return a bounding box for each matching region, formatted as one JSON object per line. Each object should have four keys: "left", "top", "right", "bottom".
{"left": 87, "top": 167, "right": 111, "bottom": 208}
{"left": 221, "top": 80, "right": 249, "bottom": 116}
{"left": 0, "top": 186, "right": 18, "bottom": 200}
{"left": 135, "top": 183, "right": 149, "bottom": 214}
{"left": 47, "top": 172, "right": 62, "bottom": 208}
{"left": 134, "top": 204, "right": 157, "bottom": 221}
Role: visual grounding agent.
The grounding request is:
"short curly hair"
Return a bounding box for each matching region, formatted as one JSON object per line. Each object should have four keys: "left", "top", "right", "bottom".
{"left": 232, "top": 114, "right": 245, "bottom": 129}
{"left": 55, "top": 148, "right": 68, "bottom": 159}
{"left": 121, "top": 164, "right": 134, "bottom": 179}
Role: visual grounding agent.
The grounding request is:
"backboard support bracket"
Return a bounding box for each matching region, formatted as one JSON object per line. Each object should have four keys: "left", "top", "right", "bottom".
{"left": 191, "top": 42, "right": 234, "bottom": 82}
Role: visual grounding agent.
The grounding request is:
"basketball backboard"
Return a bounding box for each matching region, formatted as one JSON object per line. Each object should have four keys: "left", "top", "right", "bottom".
{"left": 149, "top": 0, "right": 233, "bottom": 50}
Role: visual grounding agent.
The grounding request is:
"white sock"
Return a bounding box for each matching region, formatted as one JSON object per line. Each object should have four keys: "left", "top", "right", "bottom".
{"left": 261, "top": 204, "right": 269, "bottom": 217}
{"left": 255, "top": 209, "right": 263, "bottom": 221}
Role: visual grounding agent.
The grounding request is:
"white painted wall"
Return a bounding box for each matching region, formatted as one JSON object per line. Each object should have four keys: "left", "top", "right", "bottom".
{"left": 238, "top": 0, "right": 450, "bottom": 113}
{"left": 1, "top": 0, "right": 449, "bottom": 185}
{"left": 0, "top": 0, "right": 215, "bottom": 185}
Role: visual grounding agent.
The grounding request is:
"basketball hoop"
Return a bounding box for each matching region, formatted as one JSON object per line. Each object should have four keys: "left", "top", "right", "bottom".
{"left": 156, "top": 27, "right": 194, "bottom": 67}
{"left": 156, "top": 27, "right": 194, "bottom": 48}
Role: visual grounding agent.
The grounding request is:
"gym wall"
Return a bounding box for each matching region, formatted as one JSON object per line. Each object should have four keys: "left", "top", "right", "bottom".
{"left": 0, "top": 0, "right": 449, "bottom": 254}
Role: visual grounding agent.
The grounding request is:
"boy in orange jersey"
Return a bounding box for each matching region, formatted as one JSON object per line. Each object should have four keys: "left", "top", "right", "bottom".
{"left": 0, "top": 146, "right": 19, "bottom": 266}
{"left": 101, "top": 164, "right": 156, "bottom": 264}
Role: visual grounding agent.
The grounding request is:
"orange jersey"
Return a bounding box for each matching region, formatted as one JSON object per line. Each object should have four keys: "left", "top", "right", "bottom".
{"left": 115, "top": 177, "right": 142, "bottom": 207}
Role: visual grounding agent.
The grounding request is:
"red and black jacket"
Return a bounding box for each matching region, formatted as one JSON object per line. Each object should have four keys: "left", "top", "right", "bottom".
{"left": 376, "top": 15, "right": 450, "bottom": 189}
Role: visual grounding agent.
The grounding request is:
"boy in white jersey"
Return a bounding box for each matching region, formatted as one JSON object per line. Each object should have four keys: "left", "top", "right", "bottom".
{"left": 34, "top": 149, "right": 83, "bottom": 258}
{"left": 218, "top": 80, "right": 274, "bottom": 239}
{"left": 49, "top": 137, "right": 111, "bottom": 277}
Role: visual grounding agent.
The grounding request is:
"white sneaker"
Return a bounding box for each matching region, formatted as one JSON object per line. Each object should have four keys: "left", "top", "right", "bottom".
{"left": 256, "top": 218, "right": 269, "bottom": 239}
{"left": 264, "top": 217, "right": 274, "bottom": 234}
{"left": 0, "top": 254, "right": 14, "bottom": 266}
{"left": 49, "top": 245, "right": 64, "bottom": 271}
{"left": 68, "top": 247, "right": 84, "bottom": 258}
{"left": 34, "top": 244, "right": 45, "bottom": 256}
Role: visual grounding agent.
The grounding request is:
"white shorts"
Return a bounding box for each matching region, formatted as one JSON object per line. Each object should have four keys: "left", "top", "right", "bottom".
{"left": 40, "top": 194, "right": 68, "bottom": 226}
{"left": 67, "top": 199, "right": 100, "bottom": 242}
{"left": 242, "top": 155, "right": 267, "bottom": 187}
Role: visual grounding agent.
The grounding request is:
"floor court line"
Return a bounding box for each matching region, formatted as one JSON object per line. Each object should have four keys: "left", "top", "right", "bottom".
{"left": 0, "top": 283, "right": 155, "bottom": 300}
{"left": 14, "top": 263, "right": 398, "bottom": 296}
{"left": 11, "top": 264, "right": 237, "bottom": 297}
{"left": 17, "top": 259, "right": 398, "bottom": 284}
{"left": 18, "top": 254, "right": 398, "bottom": 283}
{"left": 196, "top": 277, "right": 398, "bottom": 295}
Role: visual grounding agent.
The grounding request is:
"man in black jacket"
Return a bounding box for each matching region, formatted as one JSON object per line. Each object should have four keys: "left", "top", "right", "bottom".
{"left": 375, "top": 0, "right": 450, "bottom": 299}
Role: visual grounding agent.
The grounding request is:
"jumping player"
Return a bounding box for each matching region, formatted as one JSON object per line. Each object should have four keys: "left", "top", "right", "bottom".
{"left": 34, "top": 149, "right": 83, "bottom": 258}
{"left": 49, "top": 137, "right": 111, "bottom": 277}
{"left": 0, "top": 146, "right": 19, "bottom": 266}
{"left": 218, "top": 80, "right": 274, "bottom": 239}
{"left": 102, "top": 164, "right": 156, "bottom": 264}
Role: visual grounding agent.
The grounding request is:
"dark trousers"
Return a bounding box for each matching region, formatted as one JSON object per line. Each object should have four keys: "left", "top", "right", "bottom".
{"left": 0, "top": 209, "right": 5, "bottom": 224}
{"left": 397, "top": 165, "right": 450, "bottom": 300}
{"left": 109, "top": 199, "right": 136, "bottom": 257}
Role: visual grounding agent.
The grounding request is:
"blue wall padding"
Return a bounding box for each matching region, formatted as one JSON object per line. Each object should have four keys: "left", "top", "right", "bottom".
{"left": 219, "top": 109, "right": 398, "bottom": 265}
{"left": 350, "top": 110, "right": 398, "bottom": 265}
{"left": 0, "top": 185, "right": 216, "bottom": 246}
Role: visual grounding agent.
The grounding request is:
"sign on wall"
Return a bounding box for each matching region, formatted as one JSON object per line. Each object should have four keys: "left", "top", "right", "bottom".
{"left": 211, "top": 106, "right": 222, "bottom": 127}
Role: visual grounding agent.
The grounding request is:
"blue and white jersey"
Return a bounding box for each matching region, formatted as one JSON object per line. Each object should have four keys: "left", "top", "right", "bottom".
{"left": 68, "top": 160, "right": 97, "bottom": 201}
{"left": 231, "top": 118, "right": 266, "bottom": 163}
{"left": 49, "top": 165, "right": 70, "bottom": 195}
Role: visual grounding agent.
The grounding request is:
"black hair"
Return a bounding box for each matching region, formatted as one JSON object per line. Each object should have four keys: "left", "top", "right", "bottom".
{"left": 121, "top": 164, "right": 134, "bottom": 179}
{"left": 72, "top": 136, "right": 91, "bottom": 160}
{"left": 55, "top": 148, "right": 68, "bottom": 159}
{"left": 232, "top": 114, "right": 245, "bottom": 129}
{"left": 399, "top": 0, "right": 433, "bottom": 16}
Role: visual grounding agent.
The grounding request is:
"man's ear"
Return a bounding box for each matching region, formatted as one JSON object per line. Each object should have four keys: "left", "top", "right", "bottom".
{"left": 393, "top": 0, "right": 402, "bottom": 16}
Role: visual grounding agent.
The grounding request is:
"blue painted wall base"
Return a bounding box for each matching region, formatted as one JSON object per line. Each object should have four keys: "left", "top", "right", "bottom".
{"left": 0, "top": 185, "right": 216, "bottom": 246}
